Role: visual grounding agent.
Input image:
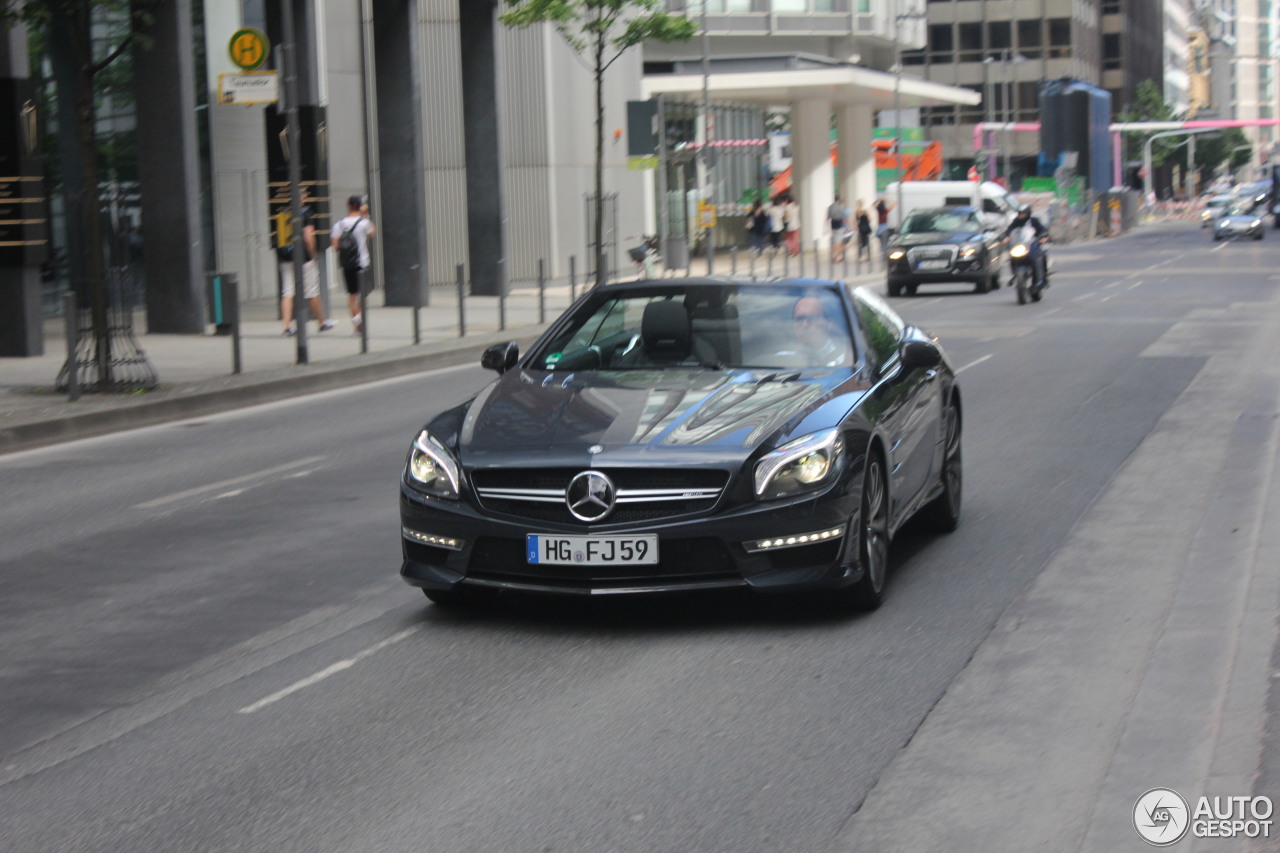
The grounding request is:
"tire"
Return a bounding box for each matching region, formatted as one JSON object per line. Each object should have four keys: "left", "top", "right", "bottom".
{"left": 906, "top": 284, "right": 918, "bottom": 296}
{"left": 919, "top": 399, "right": 962, "bottom": 532}
{"left": 843, "top": 452, "right": 890, "bottom": 611}
{"left": 974, "top": 269, "right": 991, "bottom": 294}
{"left": 423, "top": 586, "right": 499, "bottom": 608}
{"left": 887, "top": 281, "right": 903, "bottom": 297}
{"left": 990, "top": 270, "right": 1001, "bottom": 289}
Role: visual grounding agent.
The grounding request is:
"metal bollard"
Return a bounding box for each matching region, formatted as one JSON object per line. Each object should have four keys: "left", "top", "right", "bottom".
{"left": 223, "top": 276, "right": 242, "bottom": 374}
{"left": 731, "top": 245, "right": 737, "bottom": 275}
{"left": 598, "top": 251, "right": 608, "bottom": 288}
{"left": 358, "top": 281, "right": 369, "bottom": 354}
{"left": 783, "top": 248, "right": 790, "bottom": 278}
{"left": 538, "top": 258, "right": 546, "bottom": 325}
{"left": 412, "top": 265, "right": 422, "bottom": 345}
{"left": 569, "top": 256, "right": 577, "bottom": 302}
{"left": 63, "top": 292, "right": 79, "bottom": 401}
{"left": 456, "top": 263, "right": 467, "bottom": 338}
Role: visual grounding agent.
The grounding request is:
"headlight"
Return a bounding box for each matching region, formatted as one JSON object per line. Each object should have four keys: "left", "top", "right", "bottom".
{"left": 754, "top": 429, "right": 845, "bottom": 500}
{"left": 406, "top": 430, "right": 461, "bottom": 499}
{"left": 888, "top": 249, "right": 905, "bottom": 260}
{"left": 1252, "top": 219, "right": 1262, "bottom": 227}
{"left": 1009, "top": 244, "right": 1029, "bottom": 258}
{"left": 959, "top": 245, "right": 978, "bottom": 259}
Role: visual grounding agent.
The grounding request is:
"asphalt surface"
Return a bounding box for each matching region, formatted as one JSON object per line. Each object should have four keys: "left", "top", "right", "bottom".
{"left": 0, "top": 222, "right": 1277, "bottom": 851}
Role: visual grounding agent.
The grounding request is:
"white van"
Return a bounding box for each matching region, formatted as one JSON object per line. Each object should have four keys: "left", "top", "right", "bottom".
{"left": 882, "top": 181, "right": 1018, "bottom": 231}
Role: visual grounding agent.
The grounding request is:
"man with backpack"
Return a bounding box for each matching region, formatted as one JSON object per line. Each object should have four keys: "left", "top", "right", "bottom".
{"left": 331, "top": 194, "right": 377, "bottom": 333}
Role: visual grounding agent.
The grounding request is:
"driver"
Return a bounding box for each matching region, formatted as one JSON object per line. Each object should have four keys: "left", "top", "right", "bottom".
{"left": 779, "top": 295, "right": 851, "bottom": 368}
{"left": 1001, "top": 204, "right": 1050, "bottom": 290}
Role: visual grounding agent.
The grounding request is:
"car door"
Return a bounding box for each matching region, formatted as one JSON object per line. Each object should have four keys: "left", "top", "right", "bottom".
{"left": 854, "top": 293, "right": 942, "bottom": 516}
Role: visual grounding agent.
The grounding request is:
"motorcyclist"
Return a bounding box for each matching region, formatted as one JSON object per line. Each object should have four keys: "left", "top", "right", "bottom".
{"left": 1001, "top": 204, "right": 1050, "bottom": 290}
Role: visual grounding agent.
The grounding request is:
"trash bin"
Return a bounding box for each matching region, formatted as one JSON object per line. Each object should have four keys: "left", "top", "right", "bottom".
{"left": 205, "top": 272, "right": 239, "bottom": 335}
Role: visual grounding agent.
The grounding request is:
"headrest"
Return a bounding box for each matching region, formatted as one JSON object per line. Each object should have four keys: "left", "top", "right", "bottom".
{"left": 642, "top": 300, "right": 691, "bottom": 362}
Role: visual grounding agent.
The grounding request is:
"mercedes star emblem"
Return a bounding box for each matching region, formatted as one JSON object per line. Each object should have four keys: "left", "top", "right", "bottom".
{"left": 565, "top": 470, "right": 616, "bottom": 522}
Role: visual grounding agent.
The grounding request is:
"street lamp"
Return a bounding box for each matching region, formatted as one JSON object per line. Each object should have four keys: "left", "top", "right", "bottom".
{"left": 1001, "top": 50, "right": 1029, "bottom": 185}
{"left": 982, "top": 56, "right": 997, "bottom": 180}
{"left": 701, "top": 0, "right": 714, "bottom": 273}
{"left": 1142, "top": 128, "right": 1221, "bottom": 201}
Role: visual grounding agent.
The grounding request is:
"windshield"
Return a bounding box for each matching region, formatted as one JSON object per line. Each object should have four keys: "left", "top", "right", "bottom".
{"left": 531, "top": 283, "right": 856, "bottom": 371}
{"left": 901, "top": 210, "right": 982, "bottom": 235}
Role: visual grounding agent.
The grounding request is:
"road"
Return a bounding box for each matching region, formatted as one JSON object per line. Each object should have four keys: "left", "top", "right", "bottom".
{"left": 1, "top": 219, "right": 1276, "bottom": 852}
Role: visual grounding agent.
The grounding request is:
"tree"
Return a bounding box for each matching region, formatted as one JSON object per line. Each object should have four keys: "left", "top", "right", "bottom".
{"left": 501, "top": 0, "right": 695, "bottom": 285}
{"left": 1195, "top": 126, "right": 1250, "bottom": 178}
{"left": 1, "top": 0, "right": 163, "bottom": 390}
{"left": 1118, "top": 79, "right": 1181, "bottom": 168}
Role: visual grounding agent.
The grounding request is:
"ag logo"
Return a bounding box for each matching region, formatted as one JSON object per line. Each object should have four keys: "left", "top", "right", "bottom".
{"left": 1134, "top": 788, "right": 1190, "bottom": 846}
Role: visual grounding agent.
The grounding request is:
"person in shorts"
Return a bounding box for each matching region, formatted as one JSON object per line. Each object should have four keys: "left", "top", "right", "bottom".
{"left": 279, "top": 192, "right": 334, "bottom": 336}
{"left": 331, "top": 194, "right": 377, "bottom": 332}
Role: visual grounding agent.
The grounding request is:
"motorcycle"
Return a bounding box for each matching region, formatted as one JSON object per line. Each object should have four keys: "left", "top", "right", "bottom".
{"left": 1007, "top": 226, "right": 1049, "bottom": 305}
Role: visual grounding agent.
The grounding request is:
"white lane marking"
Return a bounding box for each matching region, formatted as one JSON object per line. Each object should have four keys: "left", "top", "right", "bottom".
{"left": 132, "top": 456, "right": 326, "bottom": 509}
{"left": 1103, "top": 280, "right": 1125, "bottom": 289}
{"left": 1128, "top": 282, "right": 1144, "bottom": 289}
{"left": 915, "top": 298, "right": 943, "bottom": 306}
{"left": 1072, "top": 292, "right": 1094, "bottom": 302}
{"left": 1040, "top": 307, "right": 1062, "bottom": 317}
{"left": 237, "top": 626, "right": 421, "bottom": 714}
{"left": 956, "top": 354, "right": 993, "bottom": 373}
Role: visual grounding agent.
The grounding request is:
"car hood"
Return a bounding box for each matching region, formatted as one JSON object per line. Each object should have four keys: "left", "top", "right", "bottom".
{"left": 893, "top": 231, "right": 983, "bottom": 247}
{"left": 430, "top": 367, "right": 868, "bottom": 467}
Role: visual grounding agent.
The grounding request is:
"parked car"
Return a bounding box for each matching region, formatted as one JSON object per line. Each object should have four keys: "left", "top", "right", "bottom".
{"left": 1212, "top": 205, "right": 1264, "bottom": 241}
{"left": 400, "top": 277, "right": 962, "bottom": 611}
{"left": 885, "top": 206, "right": 1004, "bottom": 297}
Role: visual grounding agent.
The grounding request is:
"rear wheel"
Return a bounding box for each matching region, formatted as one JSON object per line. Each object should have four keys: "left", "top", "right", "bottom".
{"left": 843, "top": 453, "right": 889, "bottom": 611}
{"left": 920, "top": 399, "right": 962, "bottom": 532}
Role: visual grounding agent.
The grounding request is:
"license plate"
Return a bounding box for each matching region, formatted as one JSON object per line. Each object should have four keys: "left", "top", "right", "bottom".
{"left": 917, "top": 259, "right": 949, "bottom": 270}
{"left": 526, "top": 534, "right": 659, "bottom": 565}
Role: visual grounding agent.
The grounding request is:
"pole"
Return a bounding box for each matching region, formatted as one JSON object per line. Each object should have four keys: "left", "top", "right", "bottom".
{"left": 1188, "top": 133, "right": 1197, "bottom": 196}
{"left": 894, "top": 0, "right": 904, "bottom": 228}
{"left": 281, "top": 0, "right": 308, "bottom": 364}
{"left": 983, "top": 58, "right": 994, "bottom": 179}
{"left": 701, "top": 1, "right": 714, "bottom": 274}
{"left": 1002, "top": 49, "right": 1011, "bottom": 185}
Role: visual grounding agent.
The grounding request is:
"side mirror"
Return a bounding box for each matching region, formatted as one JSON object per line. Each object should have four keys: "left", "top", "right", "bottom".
{"left": 899, "top": 339, "right": 942, "bottom": 371}
{"left": 482, "top": 341, "right": 519, "bottom": 374}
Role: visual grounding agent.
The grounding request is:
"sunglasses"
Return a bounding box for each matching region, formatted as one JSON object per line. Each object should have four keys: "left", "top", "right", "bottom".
{"left": 793, "top": 314, "right": 826, "bottom": 324}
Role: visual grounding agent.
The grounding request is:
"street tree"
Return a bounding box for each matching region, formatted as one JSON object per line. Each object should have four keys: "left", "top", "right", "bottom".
{"left": 1, "top": 0, "right": 163, "bottom": 390}
{"left": 501, "top": 0, "right": 695, "bottom": 286}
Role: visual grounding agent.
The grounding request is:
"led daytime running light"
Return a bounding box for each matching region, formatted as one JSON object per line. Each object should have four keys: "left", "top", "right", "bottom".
{"left": 744, "top": 526, "right": 845, "bottom": 553}
{"left": 402, "top": 526, "right": 465, "bottom": 551}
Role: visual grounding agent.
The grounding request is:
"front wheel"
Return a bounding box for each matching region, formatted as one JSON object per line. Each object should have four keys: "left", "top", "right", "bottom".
{"left": 1014, "top": 266, "right": 1030, "bottom": 305}
{"left": 842, "top": 453, "right": 890, "bottom": 611}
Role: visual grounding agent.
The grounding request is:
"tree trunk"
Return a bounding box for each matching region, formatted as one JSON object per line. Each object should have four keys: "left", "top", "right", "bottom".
{"left": 594, "top": 31, "right": 605, "bottom": 288}
{"left": 78, "top": 66, "right": 112, "bottom": 386}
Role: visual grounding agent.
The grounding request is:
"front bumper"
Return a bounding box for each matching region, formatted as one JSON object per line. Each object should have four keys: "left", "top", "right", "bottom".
{"left": 887, "top": 252, "right": 991, "bottom": 285}
{"left": 399, "top": 480, "right": 863, "bottom": 596}
{"left": 1215, "top": 222, "right": 1262, "bottom": 238}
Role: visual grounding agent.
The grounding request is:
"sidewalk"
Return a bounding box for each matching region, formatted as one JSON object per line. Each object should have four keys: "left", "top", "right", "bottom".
{"left": 0, "top": 252, "right": 884, "bottom": 455}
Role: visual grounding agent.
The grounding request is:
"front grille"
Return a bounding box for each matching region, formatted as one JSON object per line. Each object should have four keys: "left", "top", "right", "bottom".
{"left": 470, "top": 467, "right": 731, "bottom": 526}
{"left": 906, "top": 245, "right": 957, "bottom": 266}
{"left": 466, "top": 536, "right": 738, "bottom": 588}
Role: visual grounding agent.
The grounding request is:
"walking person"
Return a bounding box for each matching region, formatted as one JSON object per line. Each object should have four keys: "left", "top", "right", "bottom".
{"left": 745, "top": 199, "right": 768, "bottom": 255}
{"left": 874, "top": 195, "right": 894, "bottom": 256}
{"left": 278, "top": 191, "right": 334, "bottom": 336}
{"left": 331, "top": 194, "right": 377, "bottom": 333}
{"left": 783, "top": 193, "right": 801, "bottom": 257}
{"left": 767, "top": 195, "right": 785, "bottom": 254}
{"left": 828, "top": 195, "right": 849, "bottom": 263}
{"left": 855, "top": 200, "right": 873, "bottom": 263}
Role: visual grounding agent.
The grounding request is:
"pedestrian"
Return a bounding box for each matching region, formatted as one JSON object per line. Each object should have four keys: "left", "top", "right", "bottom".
{"left": 331, "top": 194, "right": 377, "bottom": 333}
{"left": 874, "top": 195, "right": 894, "bottom": 255}
{"left": 783, "top": 193, "right": 801, "bottom": 257}
{"left": 278, "top": 191, "right": 334, "bottom": 336}
{"left": 855, "top": 199, "right": 873, "bottom": 263}
{"left": 767, "top": 195, "right": 785, "bottom": 254}
{"left": 828, "top": 194, "right": 849, "bottom": 263}
{"left": 745, "top": 199, "right": 768, "bottom": 255}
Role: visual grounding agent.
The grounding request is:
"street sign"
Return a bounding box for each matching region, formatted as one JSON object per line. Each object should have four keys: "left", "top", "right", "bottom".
{"left": 217, "top": 72, "right": 279, "bottom": 106}
{"left": 229, "top": 28, "right": 269, "bottom": 71}
{"left": 628, "top": 156, "right": 658, "bottom": 170}
{"left": 697, "top": 201, "right": 717, "bottom": 229}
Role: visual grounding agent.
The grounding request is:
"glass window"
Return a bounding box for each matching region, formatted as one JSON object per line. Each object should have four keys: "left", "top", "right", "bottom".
{"left": 958, "top": 22, "right": 983, "bottom": 62}
{"left": 1017, "top": 19, "right": 1042, "bottom": 48}
{"left": 987, "top": 21, "right": 1011, "bottom": 50}
{"left": 852, "top": 289, "right": 904, "bottom": 370}
{"left": 1047, "top": 19, "right": 1071, "bottom": 57}
{"left": 1103, "top": 33, "right": 1121, "bottom": 70}
{"left": 532, "top": 284, "right": 856, "bottom": 371}
{"left": 929, "top": 23, "right": 954, "bottom": 53}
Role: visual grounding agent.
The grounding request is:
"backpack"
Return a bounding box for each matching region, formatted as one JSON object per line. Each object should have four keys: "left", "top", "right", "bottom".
{"left": 337, "top": 220, "right": 360, "bottom": 271}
